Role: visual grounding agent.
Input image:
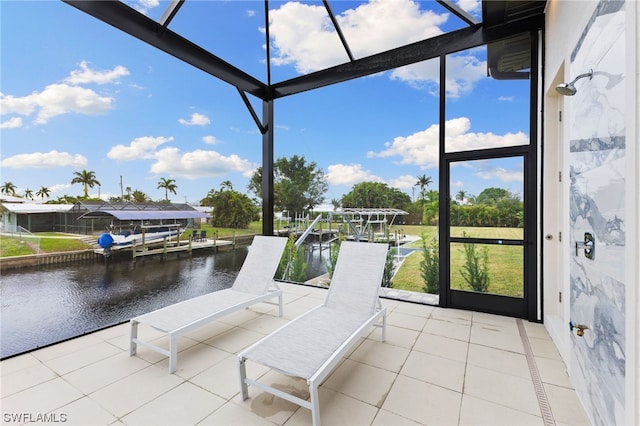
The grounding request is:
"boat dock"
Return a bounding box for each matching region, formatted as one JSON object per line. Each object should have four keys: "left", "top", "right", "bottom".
{"left": 94, "top": 237, "right": 234, "bottom": 260}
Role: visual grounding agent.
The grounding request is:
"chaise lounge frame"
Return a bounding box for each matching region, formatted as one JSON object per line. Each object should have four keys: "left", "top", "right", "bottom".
{"left": 130, "top": 235, "right": 287, "bottom": 373}
{"left": 238, "top": 241, "right": 388, "bottom": 426}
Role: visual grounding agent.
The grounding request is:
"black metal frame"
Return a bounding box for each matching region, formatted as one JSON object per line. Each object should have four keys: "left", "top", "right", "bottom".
{"left": 61, "top": 1, "right": 544, "bottom": 319}
{"left": 438, "top": 30, "right": 540, "bottom": 321}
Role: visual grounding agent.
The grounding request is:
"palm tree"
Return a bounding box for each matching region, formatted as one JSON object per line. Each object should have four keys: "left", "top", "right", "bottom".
{"left": 331, "top": 198, "right": 341, "bottom": 211}
{"left": 1, "top": 181, "right": 17, "bottom": 196}
{"left": 456, "top": 190, "right": 467, "bottom": 205}
{"left": 36, "top": 186, "right": 51, "bottom": 200}
{"left": 23, "top": 188, "right": 34, "bottom": 200}
{"left": 157, "top": 177, "right": 178, "bottom": 201}
{"left": 71, "top": 170, "right": 100, "bottom": 198}
{"left": 131, "top": 189, "right": 150, "bottom": 202}
{"left": 415, "top": 174, "right": 433, "bottom": 203}
{"left": 220, "top": 180, "right": 233, "bottom": 191}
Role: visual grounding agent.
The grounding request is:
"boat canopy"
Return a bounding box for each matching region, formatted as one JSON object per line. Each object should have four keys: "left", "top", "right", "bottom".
{"left": 79, "top": 210, "right": 208, "bottom": 221}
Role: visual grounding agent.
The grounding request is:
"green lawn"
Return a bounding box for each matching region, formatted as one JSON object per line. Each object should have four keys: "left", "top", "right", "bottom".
{"left": 389, "top": 225, "right": 524, "bottom": 297}
{"left": 0, "top": 233, "right": 92, "bottom": 257}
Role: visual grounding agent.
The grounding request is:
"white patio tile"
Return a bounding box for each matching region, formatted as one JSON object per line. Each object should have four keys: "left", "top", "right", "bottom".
{"left": 469, "top": 324, "right": 524, "bottom": 354}
{"left": 59, "top": 396, "right": 119, "bottom": 426}
{"left": 459, "top": 394, "right": 544, "bottom": 426}
{"left": 42, "top": 341, "right": 122, "bottom": 376}
{"left": 535, "top": 356, "right": 572, "bottom": 388}
{"left": 30, "top": 333, "right": 103, "bottom": 362}
{"left": 0, "top": 377, "right": 84, "bottom": 414}
{"left": 1, "top": 362, "right": 58, "bottom": 398}
{"left": 285, "top": 387, "right": 378, "bottom": 426}
{"left": 367, "top": 324, "right": 420, "bottom": 349}
{"left": 529, "top": 336, "right": 563, "bottom": 360}
{"left": 87, "top": 364, "right": 184, "bottom": 418}
{"left": 464, "top": 364, "right": 541, "bottom": 416}
{"left": 400, "top": 350, "right": 465, "bottom": 392}
{"left": 120, "top": 381, "right": 224, "bottom": 425}
{"left": 190, "top": 354, "right": 269, "bottom": 400}
{"left": 0, "top": 353, "right": 40, "bottom": 376}
{"left": 466, "top": 343, "right": 530, "bottom": 380}
{"left": 371, "top": 409, "right": 423, "bottom": 425}
{"left": 323, "top": 359, "right": 396, "bottom": 407}
{"left": 412, "top": 332, "right": 469, "bottom": 363}
{"left": 63, "top": 351, "right": 150, "bottom": 394}
{"left": 199, "top": 401, "right": 282, "bottom": 426}
{"left": 349, "top": 339, "right": 410, "bottom": 373}
{"left": 543, "top": 382, "right": 592, "bottom": 425}
{"left": 382, "top": 374, "right": 461, "bottom": 425}
{"left": 204, "top": 326, "right": 265, "bottom": 354}
{"left": 385, "top": 311, "right": 428, "bottom": 331}
{"left": 0, "top": 292, "right": 592, "bottom": 426}
{"left": 423, "top": 317, "right": 471, "bottom": 342}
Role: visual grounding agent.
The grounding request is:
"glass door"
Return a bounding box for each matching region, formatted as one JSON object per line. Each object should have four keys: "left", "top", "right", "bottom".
{"left": 443, "top": 153, "right": 532, "bottom": 318}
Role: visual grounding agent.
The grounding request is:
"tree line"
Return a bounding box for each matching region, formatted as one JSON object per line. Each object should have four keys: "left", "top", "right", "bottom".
{"left": 1, "top": 171, "right": 180, "bottom": 205}
{"left": 2, "top": 157, "right": 522, "bottom": 229}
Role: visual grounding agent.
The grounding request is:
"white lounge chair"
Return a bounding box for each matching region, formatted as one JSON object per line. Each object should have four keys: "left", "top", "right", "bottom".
{"left": 130, "top": 235, "right": 287, "bottom": 373}
{"left": 238, "top": 241, "right": 388, "bottom": 426}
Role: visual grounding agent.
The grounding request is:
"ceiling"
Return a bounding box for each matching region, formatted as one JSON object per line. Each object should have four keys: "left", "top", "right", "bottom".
{"left": 62, "top": 0, "right": 546, "bottom": 102}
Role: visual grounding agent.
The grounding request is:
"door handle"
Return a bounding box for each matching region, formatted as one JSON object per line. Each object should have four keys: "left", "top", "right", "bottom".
{"left": 575, "top": 232, "right": 595, "bottom": 259}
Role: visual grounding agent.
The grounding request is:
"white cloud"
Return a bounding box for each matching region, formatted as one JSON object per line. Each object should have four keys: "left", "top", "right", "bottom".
{"left": 265, "top": 0, "right": 488, "bottom": 97}
{"left": 476, "top": 167, "right": 523, "bottom": 182}
{"left": 327, "top": 163, "right": 383, "bottom": 186}
{"left": 1, "top": 62, "right": 128, "bottom": 125}
{"left": 178, "top": 112, "right": 211, "bottom": 126}
{"left": 388, "top": 174, "right": 418, "bottom": 190}
{"left": 65, "top": 61, "right": 130, "bottom": 85}
{"left": 49, "top": 183, "right": 72, "bottom": 195}
{"left": 1, "top": 83, "right": 114, "bottom": 124}
{"left": 150, "top": 147, "right": 257, "bottom": 179}
{"left": 107, "top": 136, "right": 174, "bottom": 161}
{"left": 267, "top": 0, "right": 447, "bottom": 73}
{"left": 1, "top": 117, "right": 22, "bottom": 129}
{"left": 368, "top": 117, "right": 528, "bottom": 168}
{"left": 456, "top": 0, "right": 481, "bottom": 14}
{"left": 498, "top": 96, "right": 515, "bottom": 102}
{"left": 202, "top": 135, "right": 219, "bottom": 145}
{"left": 0, "top": 150, "right": 88, "bottom": 169}
{"left": 125, "top": 0, "right": 160, "bottom": 15}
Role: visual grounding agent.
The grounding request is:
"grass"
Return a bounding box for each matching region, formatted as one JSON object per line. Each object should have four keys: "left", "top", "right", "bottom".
{"left": 389, "top": 225, "right": 524, "bottom": 297}
{"left": 0, "top": 233, "right": 92, "bottom": 257}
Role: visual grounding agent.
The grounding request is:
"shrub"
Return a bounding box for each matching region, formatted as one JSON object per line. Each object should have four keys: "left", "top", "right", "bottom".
{"left": 460, "top": 232, "right": 490, "bottom": 292}
{"left": 420, "top": 233, "right": 439, "bottom": 294}
{"left": 382, "top": 247, "right": 396, "bottom": 288}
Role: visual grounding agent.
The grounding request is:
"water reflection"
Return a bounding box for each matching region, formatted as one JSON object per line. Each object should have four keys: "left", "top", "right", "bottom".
{"left": 0, "top": 249, "right": 247, "bottom": 359}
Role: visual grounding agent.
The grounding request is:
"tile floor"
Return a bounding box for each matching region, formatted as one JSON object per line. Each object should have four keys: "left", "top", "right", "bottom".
{"left": 1, "top": 282, "right": 591, "bottom": 425}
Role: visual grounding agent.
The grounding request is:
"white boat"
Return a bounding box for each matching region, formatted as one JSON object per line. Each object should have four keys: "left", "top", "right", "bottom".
{"left": 97, "top": 225, "right": 183, "bottom": 250}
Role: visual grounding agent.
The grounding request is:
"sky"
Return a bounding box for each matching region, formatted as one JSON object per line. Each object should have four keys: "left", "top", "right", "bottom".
{"left": 1, "top": 0, "right": 530, "bottom": 207}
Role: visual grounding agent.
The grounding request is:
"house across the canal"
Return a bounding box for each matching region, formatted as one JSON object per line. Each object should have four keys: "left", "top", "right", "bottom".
{"left": 0, "top": 200, "right": 209, "bottom": 234}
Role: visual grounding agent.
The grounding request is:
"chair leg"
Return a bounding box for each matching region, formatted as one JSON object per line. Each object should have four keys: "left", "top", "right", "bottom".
{"left": 239, "top": 358, "right": 249, "bottom": 400}
{"left": 130, "top": 321, "right": 138, "bottom": 356}
{"left": 169, "top": 334, "right": 178, "bottom": 374}
{"left": 381, "top": 313, "right": 387, "bottom": 342}
{"left": 310, "top": 382, "right": 321, "bottom": 426}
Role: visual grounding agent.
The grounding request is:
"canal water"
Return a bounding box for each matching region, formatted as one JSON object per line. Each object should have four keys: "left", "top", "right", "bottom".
{"left": 1, "top": 246, "right": 329, "bottom": 359}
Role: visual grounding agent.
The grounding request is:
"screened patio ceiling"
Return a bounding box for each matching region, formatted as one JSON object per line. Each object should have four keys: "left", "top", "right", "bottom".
{"left": 62, "top": 0, "right": 546, "bottom": 235}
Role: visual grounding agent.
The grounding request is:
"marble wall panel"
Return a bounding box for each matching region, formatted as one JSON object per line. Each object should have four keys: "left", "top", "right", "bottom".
{"left": 567, "top": 1, "right": 626, "bottom": 425}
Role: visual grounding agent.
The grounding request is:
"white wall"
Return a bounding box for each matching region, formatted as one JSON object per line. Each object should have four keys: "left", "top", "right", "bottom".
{"left": 544, "top": 0, "right": 637, "bottom": 425}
